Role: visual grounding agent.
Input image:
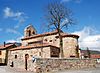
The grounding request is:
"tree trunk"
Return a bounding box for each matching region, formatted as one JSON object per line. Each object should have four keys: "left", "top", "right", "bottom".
{"left": 58, "top": 29, "right": 64, "bottom": 58}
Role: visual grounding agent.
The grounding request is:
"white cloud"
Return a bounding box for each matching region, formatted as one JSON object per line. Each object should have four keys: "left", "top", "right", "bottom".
{"left": 3, "top": 7, "right": 28, "bottom": 29}
{"left": 80, "top": 35, "right": 100, "bottom": 49}
{"left": 61, "top": 0, "right": 82, "bottom": 3}
{"left": 6, "top": 40, "right": 17, "bottom": 43}
{"left": 4, "top": 7, "right": 23, "bottom": 18}
{"left": 0, "top": 28, "right": 3, "bottom": 31}
{"left": 75, "top": 0, "right": 82, "bottom": 3}
{"left": 72, "top": 27, "right": 93, "bottom": 41}
{"left": 72, "top": 26, "right": 100, "bottom": 51}
{"left": 61, "top": 0, "right": 71, "bottom": 2}
{"left": 6, "top": 36, "right": 23, "bottom": 43}
{"left": 6, "top": 28, "right": 22, "bottom": 36}
{"left": 61, "top": 18, "right": 69, "bottom": 26}
{"left": 14, "top": 16, "right": 28, "bottom": 29}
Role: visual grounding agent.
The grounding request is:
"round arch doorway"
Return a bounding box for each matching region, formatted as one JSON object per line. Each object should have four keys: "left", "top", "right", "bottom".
{"left": 25, "top": 54, "right": 29, "bottom": 70}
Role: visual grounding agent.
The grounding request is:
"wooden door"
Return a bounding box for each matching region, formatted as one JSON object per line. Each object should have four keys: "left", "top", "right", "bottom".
{"left": 25, "top": 54, "right": 29, "bottom": 70}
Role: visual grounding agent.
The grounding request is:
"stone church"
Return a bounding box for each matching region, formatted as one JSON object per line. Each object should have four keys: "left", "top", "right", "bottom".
{"left": 8, "top": 25, "right": 79, "bottom": 70}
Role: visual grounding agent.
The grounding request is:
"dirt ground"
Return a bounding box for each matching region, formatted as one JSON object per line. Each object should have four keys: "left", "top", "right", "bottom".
{"left": 0, "top": 65, "right": 100, "bottom": 73}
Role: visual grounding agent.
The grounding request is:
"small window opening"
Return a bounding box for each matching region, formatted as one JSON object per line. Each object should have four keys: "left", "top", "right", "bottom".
{"left": 28, "top": 30, "right": 31, "bottom": 36}
{"left": 44, "top": 39, "right": 47, "bottom": 41}
{"left": 49, "top": 40, "right": 52, "bottom": 42}
{"left": 70, "top": 55, "right": 75, "bottom": 58}
{"left": 33, "top": 31, "right": 35, "bottom": 34}
{"left": 55, "top": 36, "right": 59, "bottom": 38}
{"left": 15, "top": 55, "right": 17, "bottom": 59}
{"left": 0, "top": 51, "right": 2, "bottom": 55}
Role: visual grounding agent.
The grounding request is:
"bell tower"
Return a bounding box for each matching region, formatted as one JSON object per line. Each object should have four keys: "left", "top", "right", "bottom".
{"left": 24, "top": 24, "right": 37, "bottom": 37}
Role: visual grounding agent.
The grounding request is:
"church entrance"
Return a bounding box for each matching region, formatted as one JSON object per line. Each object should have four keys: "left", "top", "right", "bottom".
{"left": 25, "top": 54, "right": 29, "bottom": 70}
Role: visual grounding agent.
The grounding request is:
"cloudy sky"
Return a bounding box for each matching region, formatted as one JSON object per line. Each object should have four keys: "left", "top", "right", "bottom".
{"left": 0, "top": 0, "right": 100, "bottom": 51}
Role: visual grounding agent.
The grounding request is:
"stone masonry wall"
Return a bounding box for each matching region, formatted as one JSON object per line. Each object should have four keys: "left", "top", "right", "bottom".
{"left": 8, "top": 57, "right": 96, "bottom": 73}
{"left": 8, "top": 47, "right": 51, "bottom": 69}
{"left": 0, "top": 50, "right": 6, "bottom": 63}
{"left": 63, "top": 37, "right": 78, "bottom": 58}
{"left": 22, "top": 34, "right": 79, "bottom": 58}
{"left": 29, "top": 58, "right": 96, "bottom": 73}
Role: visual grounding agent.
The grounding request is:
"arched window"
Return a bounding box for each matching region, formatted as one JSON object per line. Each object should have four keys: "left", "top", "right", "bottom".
{"left": 33, "top": 31, "right": 35, "bottom": 34}
{"left": 15, "top": 55, "right": 17, "bottom": 59}
{"left": 25, "top": 54, "right": 29, "bottom": 59}
{"left": 44, "top": 39, "right": 47, "bottom": 41}
{"left": 49, "top": 40, "right": 52, "bottom": 42}
{"left": 28, "top": 30, "right": 31, "bottom": 36}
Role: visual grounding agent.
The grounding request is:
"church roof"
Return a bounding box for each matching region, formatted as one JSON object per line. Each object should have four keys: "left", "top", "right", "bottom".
{"left": 0, "top": 43, "right": 16, "bottom": 50}
{"left": 10, "top": 43, "right": 59, "bottom": 51}
{"left": 21, "top": 30, "right": 79, "bottom": 40}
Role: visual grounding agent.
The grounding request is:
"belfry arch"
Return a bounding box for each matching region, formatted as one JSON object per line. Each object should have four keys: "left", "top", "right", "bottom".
{"left": 24, "top": 25, "right": 37, "bottom": 37}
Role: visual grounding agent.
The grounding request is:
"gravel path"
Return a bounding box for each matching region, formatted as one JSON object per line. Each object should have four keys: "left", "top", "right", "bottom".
{"left": 0, "top": 66, "right": 100, "bottom": 73}
{"left": 0, "top": 66, "right": 34, "bottom": 73}
{"left": 56, "top": 68, "right": 100, "bottom": 73}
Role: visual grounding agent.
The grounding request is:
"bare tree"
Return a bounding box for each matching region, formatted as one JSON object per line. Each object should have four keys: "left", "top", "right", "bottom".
{"left": 44, "top": 2, "right": 75, "bottom": 58}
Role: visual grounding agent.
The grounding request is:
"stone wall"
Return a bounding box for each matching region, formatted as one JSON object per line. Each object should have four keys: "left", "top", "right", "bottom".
{"left": 22, "top": 34, "right": 60, "bottom": 47}
{"left": 22, "top": 33, "right": 79, "bottom": 58}
{"left": 8, "top": 47, "right": 51, "bottom": 68}
{"left": 8, "top": 58, "right": 96, "bottom": 73}
{"left": 33, "top": 58, "right": 96, "bottom": 73}
{"left": 0, "top": 50, "right": 6, "bottom": 63}
{"left": 63, "top": 37, "right": 78, "bottom": 58}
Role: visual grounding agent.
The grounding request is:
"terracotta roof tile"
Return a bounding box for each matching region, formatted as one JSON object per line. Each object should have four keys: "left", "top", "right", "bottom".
{"left": 81, "top": 50, "right": 100, "bottom": 55}
{"left": 21, "top": 30, "right": 79, "bottom": 40}
{"left": 21, "top": 30, "right": 59, "bottom": 40}
{"left": 0, "top": 44, "right": 14, "bottom": 50}
{"left": 10, "top": 43, "right": 59, "bottom": 51}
